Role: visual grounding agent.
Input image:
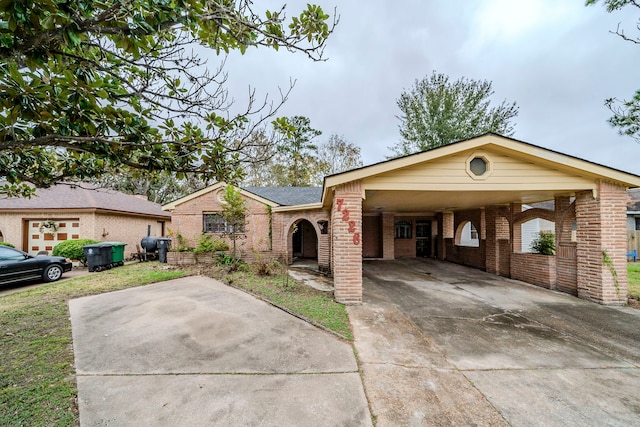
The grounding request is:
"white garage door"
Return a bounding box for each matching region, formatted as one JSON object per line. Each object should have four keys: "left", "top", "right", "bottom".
{"left": 27, "top": 220, "right": 81, "bottom": 255}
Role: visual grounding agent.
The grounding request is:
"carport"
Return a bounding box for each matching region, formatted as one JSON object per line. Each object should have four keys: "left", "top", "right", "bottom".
{"left": 319, "top": 134, "right": 640, "bottom": 305}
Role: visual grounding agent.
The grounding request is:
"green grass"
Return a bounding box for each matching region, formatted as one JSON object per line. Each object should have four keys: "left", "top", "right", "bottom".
{"left": 0, "top": 262, "right": 188, "bottom": 427}
{"left": 215, "top": 268, "right": 353, "bottom": 341}
{"left": 1, "top": 260, "right": 351, "bottom": 426}
{"left": 627, "top": 262, "right": 640, "bottom": 299}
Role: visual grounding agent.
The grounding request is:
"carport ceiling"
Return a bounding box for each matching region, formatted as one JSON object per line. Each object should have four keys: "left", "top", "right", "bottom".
{"left": 363, "top": 189, "right": 571, "bottom": 214}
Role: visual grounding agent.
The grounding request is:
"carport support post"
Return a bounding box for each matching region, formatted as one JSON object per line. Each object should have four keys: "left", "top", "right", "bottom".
{"left": 575, "top": 180, "right": 628, "bottom": 305}
{"left": 331, "top": 182, "right": 363, "bottom": 304}
{"left": 485, "top": 206, "right": 499, "bottom": 274}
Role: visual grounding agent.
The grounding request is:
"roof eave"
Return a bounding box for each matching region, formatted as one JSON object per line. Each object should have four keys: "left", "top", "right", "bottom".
{"left": 272, "top": 202, "right": 324, "bottom": 212}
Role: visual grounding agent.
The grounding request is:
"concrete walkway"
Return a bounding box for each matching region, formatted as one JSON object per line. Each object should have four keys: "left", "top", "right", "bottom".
{"left": 70, "top": 276, "right": 371, "bottom": 426}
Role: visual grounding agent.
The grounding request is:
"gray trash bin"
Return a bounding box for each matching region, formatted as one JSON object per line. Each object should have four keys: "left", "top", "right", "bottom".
{"left": 157, "top": 238, "right": 171, "bottom": 263}
{"left": 83, "top": 243, "right": 113, "bottom": 272}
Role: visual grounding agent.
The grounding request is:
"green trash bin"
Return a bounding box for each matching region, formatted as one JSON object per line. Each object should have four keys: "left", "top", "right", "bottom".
{"left": 102, "top": 242, "right": 127, "bottom": 266}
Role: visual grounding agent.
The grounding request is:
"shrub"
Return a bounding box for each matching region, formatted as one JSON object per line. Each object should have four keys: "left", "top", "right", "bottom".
{"left": 530, "top": 231, "right": 555, "bottom": 255}
{"left": 251, "top": 249, "right": 284, "bottom": 276}
{"left": 0, "top": 241, "right": 15, "bottom": 248}
{"left": 194, "top": 233, "right": 230, "bottom": 254}
{"left": 194, "top": 233, "right": 215, "bottom": 253}
{"left": 212, "top": 237, "right": 230, "bottom": 252}
{"left": 52, "top": 239, "right": 100, "bottom": 264}
{"left": 168, "top": 231, "right": 195, "bottom": 252}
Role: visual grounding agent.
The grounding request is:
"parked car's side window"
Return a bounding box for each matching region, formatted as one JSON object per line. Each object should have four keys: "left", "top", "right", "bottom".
{"left": 0, "top": 246, "right": 25, "bottom": 261}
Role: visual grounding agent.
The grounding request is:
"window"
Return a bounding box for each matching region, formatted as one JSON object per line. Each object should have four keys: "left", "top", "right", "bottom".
{"left": 470, "top": 223, "right": 478, "bottom": 240}
{"left": 456, "top": 221, "right": 479, "bottom": 247}
{"left": 203, "top": 213, "right": 245, "bottom": 234}
{"left": 395, "top": 220, "right": 412, "bottom": 239}
{"left": 465, "top": 152, "right": 492, "bottom": 180}
{"left": 0, "top": 246, "right": 25, "bottom": 261}
{"left": 469, "top": 157, "right": 487, "bottom": 176}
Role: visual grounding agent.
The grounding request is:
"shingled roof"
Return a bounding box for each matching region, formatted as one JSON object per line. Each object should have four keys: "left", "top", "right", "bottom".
{"left": 0, "top": 182, "right": 170, "bottom": 218}
{"left": 242, "top": 187, "right": 322, "bottom": 206}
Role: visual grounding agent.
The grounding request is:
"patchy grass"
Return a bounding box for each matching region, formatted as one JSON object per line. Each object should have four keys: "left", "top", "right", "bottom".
{"left": 0, "top": 262, "right": 187, "bottom": 427}
{"left": 204, "top": 265, "right": 352, "bottom": 341}
{"left": 627, "top": 262, "right": 640, "bottom": 300}
{"left": 1, "top": 260, "right": 351, "bottom": 426}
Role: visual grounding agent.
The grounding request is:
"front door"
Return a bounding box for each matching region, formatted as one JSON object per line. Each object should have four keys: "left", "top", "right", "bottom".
{"left": 416, "top": 220, "right": 431, "bottom": 257}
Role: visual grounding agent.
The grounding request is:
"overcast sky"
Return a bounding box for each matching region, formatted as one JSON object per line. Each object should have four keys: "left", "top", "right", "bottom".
{"left": 220, "top": 0, "right": 640, "bottom": 175}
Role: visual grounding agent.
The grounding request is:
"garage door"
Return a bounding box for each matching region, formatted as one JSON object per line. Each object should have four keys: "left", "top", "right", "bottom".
{"left": 28, "top": 220, "right": 80, "bottom": 255}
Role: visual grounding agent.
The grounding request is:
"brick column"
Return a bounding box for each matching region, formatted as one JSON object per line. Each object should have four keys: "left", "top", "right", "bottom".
{"left": 318, "top": 229, "right": 331, "bottom": 274}
{"left": 382, "top": 212, "right": 395, "bottom": 259}
{"left": 440, "top": 212, "right": 454, "bottom": 260}
{"left": 510, "top": 203, "right": 522, "bottom": 253}
{"left": 485, "top": 206, "right": 498, "bottom": 274}
{"left": 575, "top": 181, "right": 628, "bottom": 305}
{"left": 331, "top": 181, "right": 363, "bottom": 304}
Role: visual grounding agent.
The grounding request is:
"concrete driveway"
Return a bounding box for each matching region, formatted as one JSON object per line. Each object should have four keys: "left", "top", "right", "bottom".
{"left": 70, "top": 276, "right": 371, "bottom": 426}
{"left": 349, "top": 259, "right": 640, "bottom": 426}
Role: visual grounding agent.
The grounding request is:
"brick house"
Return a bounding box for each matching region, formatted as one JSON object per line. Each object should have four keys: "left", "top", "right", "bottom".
{"left": 164, "top": 134, "right": 640, "bottom": 306}
{"left": 0, "top": 183, "right": 170, "bottom": 256}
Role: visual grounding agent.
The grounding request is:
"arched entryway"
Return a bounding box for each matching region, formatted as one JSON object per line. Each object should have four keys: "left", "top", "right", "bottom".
{"left": 290, "top": 219, "right": 318, "bottom": 260}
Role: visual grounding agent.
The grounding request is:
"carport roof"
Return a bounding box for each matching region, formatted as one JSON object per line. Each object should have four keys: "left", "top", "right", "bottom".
{"left": 321, "top": 133, "right": 640, "bottom": 212}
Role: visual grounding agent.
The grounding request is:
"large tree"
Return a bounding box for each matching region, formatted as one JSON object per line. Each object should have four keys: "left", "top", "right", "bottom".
{"left": 91, "top": 169, "right": 214, "bottom": 204}
{"left": 314, "top": 134, "right": 363, "bottom": 180}
{"left": 587, "top": 0, "right": 640, "bottom": 142}
{"left": 269, "top": 115, "right": 322, "bottom": 186}
{"left": 0, "top": 1, "right": 336, "bottom": 197}
{"left": 390, "top": 71, "right": 519, "bottom": 156}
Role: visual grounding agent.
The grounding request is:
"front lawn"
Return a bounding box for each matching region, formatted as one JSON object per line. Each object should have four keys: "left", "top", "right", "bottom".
{"left": 0, "top": 263, "right": 188, "bottom": 426}
{"left": 627, "top": 262, "right": 640, "bottom": 300}
{"left": 214, "top": 268, "right": 352, "bottom": 341}
{"left": 1, "top": 260, "right": 351, "bottom": 426}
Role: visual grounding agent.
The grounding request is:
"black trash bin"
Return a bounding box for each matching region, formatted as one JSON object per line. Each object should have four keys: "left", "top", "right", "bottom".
{"left": 83, "top": 243, "right": 113, "bottom": 272}
{"left": 157, "top": 238, "right": 171, "bottom": 263}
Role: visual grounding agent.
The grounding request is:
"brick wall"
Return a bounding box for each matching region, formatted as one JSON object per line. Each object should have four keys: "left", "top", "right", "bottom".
{"left": 511, "top": 252, "right": 557, "bottom": 289}
{"left": 394, "top": 216, "right": 416, "bottom": 257}
{"left": 95, "top": 213, "right": 169, "bottom": 256}
{"left": 444, "top": 240, "right": 486, "bottom": 270}
{"left": 576, "top": 181, "right": 628, "bottom": 304}
{"left": 362, "top": 215, "right": 382, "bottom": 258}
{"left": 0, "top": 210, "right": 168, "bottom": 256}
{"left": 271, "top": 209, "right": 330, "bottom": 268}
{"left": 331, "top": 181, "right": 363, "bottom": 304}
{"left": 169, "top": 187, "right": 271, "bottom": 259}
{"left": 555, "top": 196, "right": 577, "bottom": 295}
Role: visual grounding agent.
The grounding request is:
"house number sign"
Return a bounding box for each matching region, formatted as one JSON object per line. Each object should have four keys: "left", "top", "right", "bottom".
{"left": 336, "top": 198, "right": 360, "bottom": 245}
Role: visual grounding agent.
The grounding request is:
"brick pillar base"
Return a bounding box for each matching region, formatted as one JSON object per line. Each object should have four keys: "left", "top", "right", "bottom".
{"left": 576, "top": 181, "right": 628, "bottom": 305}
{"left": 331, "top": 182, "right": 363, "bottom": 304}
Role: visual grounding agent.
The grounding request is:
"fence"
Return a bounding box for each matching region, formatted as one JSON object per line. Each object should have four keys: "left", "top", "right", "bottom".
{"left": 627, "top": 231, "right": 640, "bottom": 256}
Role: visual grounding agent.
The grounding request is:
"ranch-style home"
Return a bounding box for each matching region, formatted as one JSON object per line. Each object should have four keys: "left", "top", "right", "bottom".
{"left": 0, "top": 183, "right": 170, "bottom": 256}
{"left": 163, "top": 134, "right": 640, "bottom": 306}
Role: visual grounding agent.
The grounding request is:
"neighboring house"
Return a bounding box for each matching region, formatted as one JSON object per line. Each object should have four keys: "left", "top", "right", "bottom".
{"left": 520, "top": 204, "right": 556, "bottom": 252}
{"left": 165, "top": 134, "right": 640, "bottom": 306}
{"left": 627, "top": 188, "right": 640, "bottom": 230}
{"left": 0, "top": 183, "right": 170, "bottom": 256}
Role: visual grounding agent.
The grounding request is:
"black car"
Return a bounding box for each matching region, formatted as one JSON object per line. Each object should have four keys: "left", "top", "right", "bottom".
{"left": 0, "top": 246, "right": 73, "bottom": 285}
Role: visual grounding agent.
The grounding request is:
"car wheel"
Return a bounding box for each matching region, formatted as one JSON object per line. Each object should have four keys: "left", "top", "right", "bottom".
{"left": 43, "top": 264, "right": 64, "bottom": 282}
